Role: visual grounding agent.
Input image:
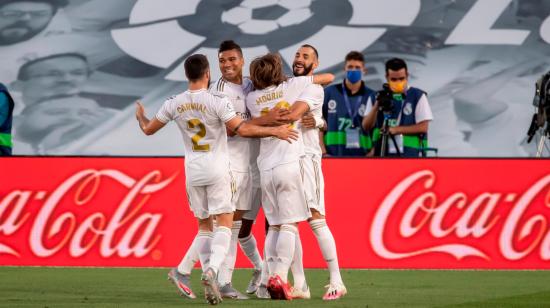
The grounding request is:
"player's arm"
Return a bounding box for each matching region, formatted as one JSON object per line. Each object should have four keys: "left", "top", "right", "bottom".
{"left": 225, "top": 117, "right": 299, "bottom": 143}
{"left": 248, "top": 107, "right": 291, "bottom": 127}
{"left": 135, "top": 101, "right": 166, "bottom": 135}
{"left": 312, "top": 73, "right": 334, "bottom": 85}
{"left": 286, "top": 101, "right": 310, "bottom": 122}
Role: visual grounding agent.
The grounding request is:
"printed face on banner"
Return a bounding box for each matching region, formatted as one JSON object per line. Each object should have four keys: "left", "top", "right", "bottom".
{"left": 0, "top": 1, "right": 55, "bottom": 45}
{"left": 1, "top": 0, "right": 550, "bottom": 156}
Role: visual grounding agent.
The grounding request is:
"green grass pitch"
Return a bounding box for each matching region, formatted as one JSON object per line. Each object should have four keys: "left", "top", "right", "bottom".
{"left": 1, "top": 267, "right": 550, "bottom": 307}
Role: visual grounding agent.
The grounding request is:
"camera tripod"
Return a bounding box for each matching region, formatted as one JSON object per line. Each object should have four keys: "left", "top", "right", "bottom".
{"left": 379, "top": 112, "right": 401, "bottom": 157}
{"left": 535, "top": 127, "right": 549, "bottom": 157}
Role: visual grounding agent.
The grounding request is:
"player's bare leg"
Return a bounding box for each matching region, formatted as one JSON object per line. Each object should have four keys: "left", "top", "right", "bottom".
{"left": 218, "top": 210, "right": 249, "bottom": 299}
{"left": 308, "top": 210, "right": 346, "bottom": 300}
{"left": 202, "top": 213, "right": 233, "bottom": 305}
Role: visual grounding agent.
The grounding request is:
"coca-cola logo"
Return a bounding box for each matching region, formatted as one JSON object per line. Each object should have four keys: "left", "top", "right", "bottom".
{"left": 0, "top": 169, "right": 177, "bottom": 259}
{"left": 371, "top": 170, "right": 550, "bottom": 261}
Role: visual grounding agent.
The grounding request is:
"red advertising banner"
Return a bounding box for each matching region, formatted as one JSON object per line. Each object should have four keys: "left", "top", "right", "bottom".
{"left": 0, "top": 157, "right": 549, "bottom": 269}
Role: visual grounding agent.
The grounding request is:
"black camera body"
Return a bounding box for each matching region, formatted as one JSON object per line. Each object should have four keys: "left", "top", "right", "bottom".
{"left": 533, "top": 72, "right": 550, "bottom": 109}
{"left": 527, "top": 71, "right": 550, "bottom": 143}
{"left": 377, "top": 83, "right": 394, "bottom": 113}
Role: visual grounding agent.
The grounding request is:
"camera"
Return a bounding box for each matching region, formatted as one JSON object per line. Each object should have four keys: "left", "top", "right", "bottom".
{"left": 377, "top": 83, "right": 394, "bottom": 113}
{"left": 533, "top": 72, "right": 550, "bottom": 109}
{"left": 526, "top": 71, "right": 550, "bottom": 143}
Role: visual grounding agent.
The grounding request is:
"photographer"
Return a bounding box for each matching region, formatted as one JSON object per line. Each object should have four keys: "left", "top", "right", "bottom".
{"left": 362, "top": 58, "right": 433, "bottom": 157}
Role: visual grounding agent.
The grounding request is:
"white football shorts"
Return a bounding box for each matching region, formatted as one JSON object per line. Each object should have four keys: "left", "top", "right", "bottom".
{"left": 186, "top": 172, "right": 236, "bottom": 219}
{"left": 260, "top": 160, "right": 310, "bottom": 225}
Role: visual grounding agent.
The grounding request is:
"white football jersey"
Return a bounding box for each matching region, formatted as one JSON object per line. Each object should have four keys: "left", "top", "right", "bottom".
{"left": 297, "top": 83, "right": 324, "bottom": 157}
{"left": 209, "top": 77, "right": 254, "bottom": 172}
{"left": 156, "top": 89, "right": 237, "bottom": 186}
{"left": 246, "top": 76, "right": 314, "bottom": 171}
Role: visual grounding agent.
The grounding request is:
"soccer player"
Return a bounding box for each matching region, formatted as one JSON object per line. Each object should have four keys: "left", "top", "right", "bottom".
{"left": 168, "top": 41, "right": 287, "bottom": 300}
{"left": 135, "top": 54, "right": 298, "bottom": 305}
{"left": 209, "top": 40, "right": 262, "bottom": 299}
{"left": 290, "top": 45, "right": 347, "bottom": 300}
{"left": 246, "top": 53, "right": 334, "bottom": 300}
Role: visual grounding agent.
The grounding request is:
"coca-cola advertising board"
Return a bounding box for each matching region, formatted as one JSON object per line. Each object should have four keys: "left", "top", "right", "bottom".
{"left": 1, "top": 157, "right": 549, "bottom": 269}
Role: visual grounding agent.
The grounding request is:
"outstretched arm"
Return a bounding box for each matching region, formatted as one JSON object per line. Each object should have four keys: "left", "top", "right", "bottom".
{"left": 313, "top": 73, "right": 334, "bottom": 85}
{"left": 136, "top": 101, "right": 166, "bottom": 135}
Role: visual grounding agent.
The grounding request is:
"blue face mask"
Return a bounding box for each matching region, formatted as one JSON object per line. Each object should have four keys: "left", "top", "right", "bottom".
{"left": 346, "top": 70, "right": 362, "bottom": 84}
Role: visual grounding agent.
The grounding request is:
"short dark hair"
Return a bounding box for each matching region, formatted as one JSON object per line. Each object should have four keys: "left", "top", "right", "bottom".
{"left": 218, "top": 40, "right": 243, "bottom": 56}
{"left": 301, "top": 44, "right": 319, "bottom": 59}
{"left": 385, "top": 58, "right": 408, "bottom": 74}
{"left": 345, "top": 51, "right": 364, "bottom": 63}
{"left": 0, "top": 0, "right": 69, "bottom": 9}
{"left": 17, "top": 53, "right": 89, "bottom": 80}
{"left": 249, "top": 53, "right": 287, "bottom": 90}
{"left": 184, "top": 54, "right": 209, "bottom": 82}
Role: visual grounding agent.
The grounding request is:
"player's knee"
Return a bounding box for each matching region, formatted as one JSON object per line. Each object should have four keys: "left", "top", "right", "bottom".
{"left": 308, "top": 209, "right": 325, "bottom": 221}
{"left": 215, "top": 212, "right": 233, "bottom": 228}
{"left": 233, "top": 210, "right": 245, "bottom": 221}
{"left": 198, "top": 217, "right": 213, "bottom": 231}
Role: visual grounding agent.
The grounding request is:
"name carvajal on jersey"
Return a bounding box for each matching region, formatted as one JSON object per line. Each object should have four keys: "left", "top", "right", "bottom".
{"left": 177, "top": 103, "right": 207, "bottom": 114}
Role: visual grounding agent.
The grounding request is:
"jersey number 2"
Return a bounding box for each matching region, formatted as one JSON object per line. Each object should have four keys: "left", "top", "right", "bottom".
{"left": 187, "top": 119, "right": 210, "bottom": 152}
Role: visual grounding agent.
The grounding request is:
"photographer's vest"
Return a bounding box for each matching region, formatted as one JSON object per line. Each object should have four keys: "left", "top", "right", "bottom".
{"left": 0, "top": 84, "right": 14, "bottom": 156}
{"left": 372, "top": 87, "right": 428, "bottom": 157}
{"left": 323, "top": 83, "right": 376, "bottom": 156}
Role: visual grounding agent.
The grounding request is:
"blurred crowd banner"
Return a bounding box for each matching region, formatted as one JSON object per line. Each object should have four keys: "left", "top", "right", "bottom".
{"left": 1, "top": 157, "right": 550, "bottom": 269}
{"left": 1, "top": 0, "right": 550, "bottom": 157}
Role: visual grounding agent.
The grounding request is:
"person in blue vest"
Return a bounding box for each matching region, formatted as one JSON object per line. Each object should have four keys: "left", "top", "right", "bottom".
{"left": 321, "top": 51, "right": 376, "bottom": 157}
{"left": 362, "top": 58, "right": 433, "bottom": 157}
{"left": 0, "top": 82, "right": 14, "bottom": 156}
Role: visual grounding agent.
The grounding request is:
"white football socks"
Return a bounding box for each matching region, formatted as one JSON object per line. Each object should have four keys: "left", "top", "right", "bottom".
{"left": 274, "top": 224, "right": 298, "bottom": 283}
{"left": 239, "top": 234, "right": 263, "bottom": 271}
{"left": 259, "top": 255, "right": 269, "bottom": 286}
{"left": 217, "top": 220, "right": 241, "bottom": 286}
{"left": 196, "top": 230, "right": 213, "bottom": 272}
{"left": 177, "top": 233, "right": 200, "bottom": 275}
{"left": 264, "top": 226, "right": 280, "bottom": 276}
{"left": 310, "top": 219, "right": 343, "bottom": 285}
{"left": 208, "top": 226, "right": 232, "bottom": 275}
{"left": 291, "top": 233, "right": 306, "bottom": 289}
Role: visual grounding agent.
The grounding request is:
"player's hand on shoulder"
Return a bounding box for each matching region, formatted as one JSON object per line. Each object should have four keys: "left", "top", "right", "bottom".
{"left": 274, "top": 124, "right": 299, "bottom": 143}
{"left": 301, "top": 112, "right": 316, "bottom": 128}
{"left": 265, "top": 107, "right": 291, "bottom": 126}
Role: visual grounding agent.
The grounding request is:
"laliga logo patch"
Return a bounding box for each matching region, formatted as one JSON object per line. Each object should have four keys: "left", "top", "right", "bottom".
{"left": 358, "top": 103, "right": 367, "bottom": 116}
{"left": 328, "top": 99, "right": 337, "bottom": 112}
{"left": 111, "top": 0, "right": 420, "bottom": 81}
{"left": 403, "top": 102, "right": 413, "bottom": 116}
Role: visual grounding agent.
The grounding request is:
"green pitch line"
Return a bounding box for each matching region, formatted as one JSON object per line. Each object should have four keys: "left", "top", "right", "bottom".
{"left": 1, "top": 267, "right": 550, "bottom": 307}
